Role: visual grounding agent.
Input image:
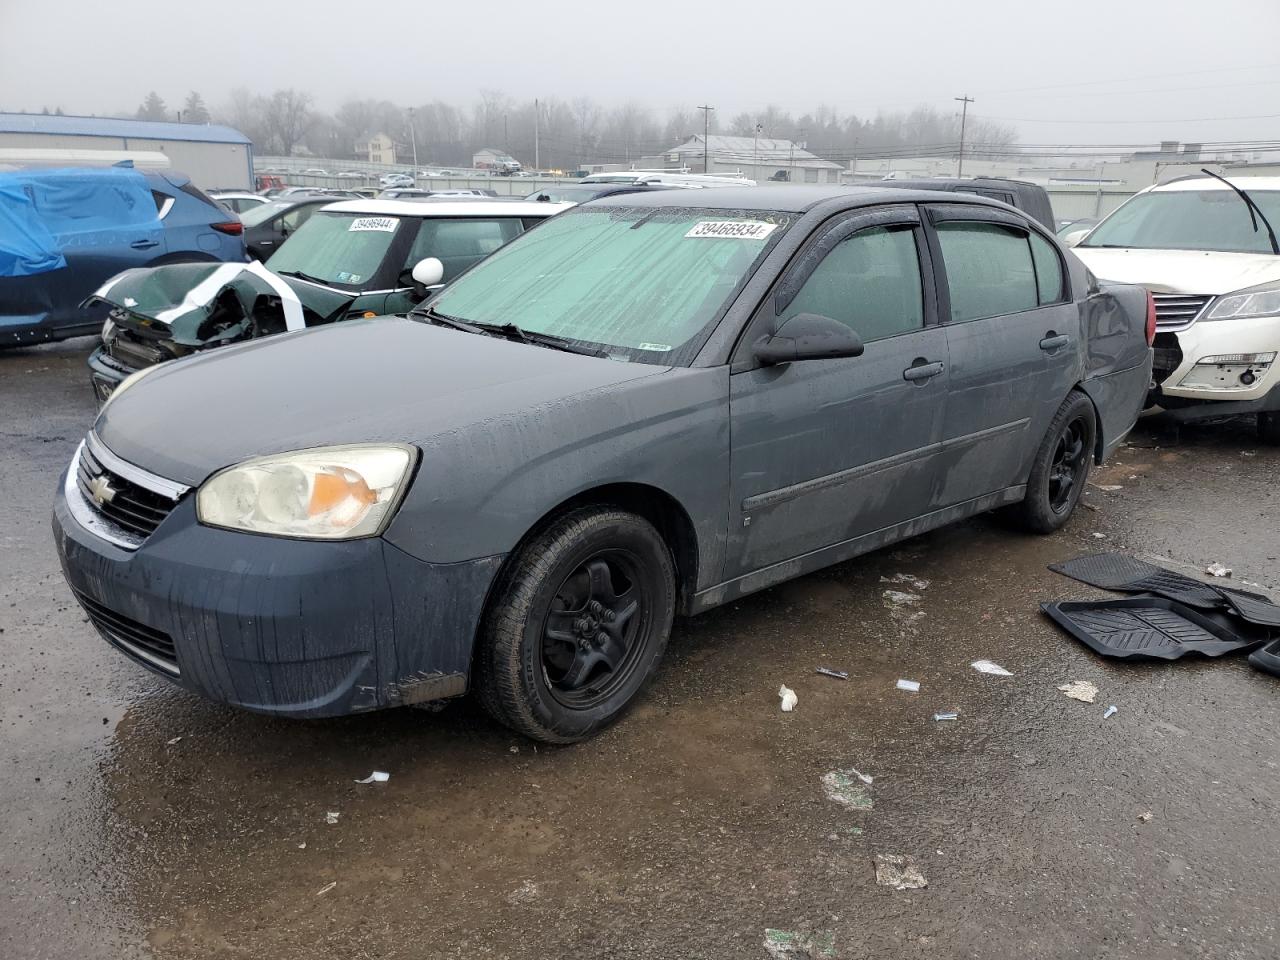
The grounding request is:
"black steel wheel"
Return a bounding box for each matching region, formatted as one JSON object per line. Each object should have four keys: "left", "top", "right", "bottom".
{"left": 475, "top": 507, "right": 675, "bottom": 743}
{"left": 1008, "top": 391, "right": 1097, "bottom": 534}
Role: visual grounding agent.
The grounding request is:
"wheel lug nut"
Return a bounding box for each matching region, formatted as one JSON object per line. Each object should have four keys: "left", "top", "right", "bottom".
{"left": 596, "top": 632, "right": 609, "bottom": 646}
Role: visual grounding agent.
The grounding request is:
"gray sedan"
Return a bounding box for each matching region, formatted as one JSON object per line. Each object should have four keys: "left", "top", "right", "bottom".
{"left": 53, "top": 187, "right": 1153, "bottom": 742}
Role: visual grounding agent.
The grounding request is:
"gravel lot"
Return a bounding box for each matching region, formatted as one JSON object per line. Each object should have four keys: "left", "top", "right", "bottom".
{"left": 2, "top": 338, "right": 1278, "bottom": 960}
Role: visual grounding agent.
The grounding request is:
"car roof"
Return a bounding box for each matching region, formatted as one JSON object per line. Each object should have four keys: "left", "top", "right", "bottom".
{"left": 321, "top": 198, "right": 572, "bottom": 217}
{"left": 585, "top": 184, "right": 995, "bottom": 214}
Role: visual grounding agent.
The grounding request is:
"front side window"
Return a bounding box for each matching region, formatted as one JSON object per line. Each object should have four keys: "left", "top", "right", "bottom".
{"left": 1081, "top": 188, "right": 1280, "bottom": 254}
{"left": 936, "top": 222, "right": 1039, "bottom": 322}
{"left": 781, "top": 225, "right": 924, "bottom": 342}
{"left": 428, "top": 205, "right": 793, "bottom": 364}
{"left": 402, "top": 217, "right": 526, "bottom": 282}
{"left": 265, "top": 211, "right": 402, "bottom": 289}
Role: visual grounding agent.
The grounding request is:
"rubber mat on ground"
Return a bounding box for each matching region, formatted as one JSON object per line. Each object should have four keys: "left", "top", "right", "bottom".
{"left": 1040, "top": 596, "right": 1260, "bottom": 661}
{"left": 1050, "top": 553, "right": 1280, "bottom": 626}
{"left": 1249, "top": 637, "right": 1280, "bottom": 678}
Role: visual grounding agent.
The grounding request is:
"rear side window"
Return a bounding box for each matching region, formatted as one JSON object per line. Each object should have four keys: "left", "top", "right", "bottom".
{"left": 401, "top": 218, "right": 525, "bottom": 282}
{"left": 935, "top": 222, "right": 1038, "bottom": 322}
{"left": 782, "top": 225, "right": 924, "bottom": 342}
{"left": 1029, "top": 232, "right": 1065, "bottom": 304}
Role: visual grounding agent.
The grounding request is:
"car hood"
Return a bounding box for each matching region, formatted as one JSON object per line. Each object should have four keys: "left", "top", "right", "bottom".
{"left": 1072, "top": 247, "right": 1280, "bottom": 295}
{"left": 88, "top": 261, "right": 356, "bottom": 346}
{"left": 95, "top": 316, "right": 665, "bottom": 486}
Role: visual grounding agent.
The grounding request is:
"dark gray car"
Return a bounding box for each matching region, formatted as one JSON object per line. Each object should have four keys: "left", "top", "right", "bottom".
{"left": 53, "top": 187, "right": 1154, "bottom": 743}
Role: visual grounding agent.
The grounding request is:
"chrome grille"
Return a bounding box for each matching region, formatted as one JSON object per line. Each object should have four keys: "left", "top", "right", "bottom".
{"left": 1151, "top": 293, "right": 1211, "bottom": 331}
{"left": 71, "top": 434, "right": 187, "bottom": 548}
{"left": 74, "top": 589, "right": 179, "bottom": 675}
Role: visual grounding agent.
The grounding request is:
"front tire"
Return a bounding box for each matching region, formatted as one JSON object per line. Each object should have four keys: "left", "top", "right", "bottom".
{"left": 475, "top": 507, "right": 676, "bottom": 743}
{"left": 1008, "top": 391, "right": 1097, "bottom": 534}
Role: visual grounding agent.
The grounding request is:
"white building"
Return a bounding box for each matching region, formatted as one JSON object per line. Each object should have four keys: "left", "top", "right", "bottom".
{"left": 354, "top": 133, "right": 397, "bottom": 165}
{"left": 648, "top": 135, "right": 846, "bottom": 184}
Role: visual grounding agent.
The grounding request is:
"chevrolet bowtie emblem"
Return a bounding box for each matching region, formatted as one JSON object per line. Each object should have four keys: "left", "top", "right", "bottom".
{"left": 87, "top": 475, "right": 117, "bottom": 506}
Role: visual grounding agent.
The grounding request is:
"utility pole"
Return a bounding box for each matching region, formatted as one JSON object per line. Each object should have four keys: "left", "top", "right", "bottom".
{"left": 408, "top": 107, "right": 418, "bottom": 172}
{"left": 954, "top": 95, "right": 974, "bottom": 177}
{"left": 697, "top": 104, "right": 714, "bottom": 173}
{"left": 753, "top": 122, "right": 762, "bottom": 179}
{"left": 534, "top": 98, "right": 540, "bottom": 172}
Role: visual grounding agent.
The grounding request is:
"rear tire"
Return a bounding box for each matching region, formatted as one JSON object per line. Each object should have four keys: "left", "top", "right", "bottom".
{"left": 1258, "top": 412, "right": 1280, "bottom": 446}
{"left": 1008, "top": 391, "right": 1097, "bottom": 534}
{"left": 475, "top": 507, "right": 676, "bottom": 744}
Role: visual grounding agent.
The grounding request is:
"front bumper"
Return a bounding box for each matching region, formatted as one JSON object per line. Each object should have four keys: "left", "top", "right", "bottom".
{"left": 1157, "top": 314, "right": 1280, "bottom": 403}
{"left": 53, "top": 465, "right": 502, "bottom": 718}
{"left": 87, "top": 346, "right": 135, "bottom": 402}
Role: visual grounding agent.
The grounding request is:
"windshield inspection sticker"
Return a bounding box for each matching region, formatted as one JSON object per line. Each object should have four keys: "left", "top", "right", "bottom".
{"left": 686, "top": 220, "right": 778, "bottom": 240}
{"left": 348, "top": 216, "right": 399, "bottom": 232}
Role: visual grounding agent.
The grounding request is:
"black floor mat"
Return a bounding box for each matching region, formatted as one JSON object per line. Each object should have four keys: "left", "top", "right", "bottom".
{"left": 1249, "top": 637, "right": 1280, "bottom": 678}
{"left": 1050, "top": 553, "right": 1280, "bottom": 626}
{"left": 1041, "top": 596, "right": 1262, "bottom": 661}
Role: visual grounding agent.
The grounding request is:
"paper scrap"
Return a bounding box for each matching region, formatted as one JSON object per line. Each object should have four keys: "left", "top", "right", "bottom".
{"left": 1103, "top": 705, "right": 1118, "bottom": 719}
{"left": 316, "top": 881, "right": 337, "bottom": 896}
{"left": 896, "top": 679, "right": 920, "bottom": 692}
{"left": 1059, "top": 680, "right": 1099, "bottom": 703}
{"left": 778, "top": 685, "right": 798, "bottom": 712}
{"left": 971, "top": 660, "right": 1012, "bottom": 676}
{"left": 933, "top": 712, "right": 959, "bottom": 722}
{"left": 325, "top": 811, "right": 340, "bottom": 825}
{"left": 354, "top": 771, "right": 390, "bottom": 784}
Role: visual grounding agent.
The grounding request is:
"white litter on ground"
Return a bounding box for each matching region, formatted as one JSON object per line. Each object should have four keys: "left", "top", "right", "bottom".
{"left": 1058, "top": 680, "right": 1099, "bottom": 703}
{"left": 1103, "top": 705, "right": 1118, "bottom": 719}
{"left": 354, "top": 771, "right": 390, "bottom": 784}
{"left": 1138, "top": 811, "right": 1154, "bottom": 823}
{"left": 778, "top": 685, "right": 798, "bottom": 712}
{"left": 971, "top": 659, "right": 1013, "bottom": 676}
{"left": 882, "top": 589, "right": 926, "bottom": 626}
{"left": 165, "top": 736, "right": 183, "bottom": 746}
{"left": 874, "top": 853, "right": 928, "bottom": 890}
{"left": 933, "top": 712, "right": 959, "bottom": 722}
{"left": 506, "top": 879, "right": 539, "bottom": 904}
{"left": 881, "top": 573, "right": 931, "bottom": 590}
{"left": 1097, "top": 484, "right": 1123, "bottom": 492}
{"left": 1206, "top": 562, "right": 1232, "bottom": 578}
{"left": 316, "top": 881, "right": 337, "bottom": 896}
{"left": 896, "top": 678, "right": 920, "bottom": 692}
{"left": 325, "top": 811, "right": 340, "bottom": 825}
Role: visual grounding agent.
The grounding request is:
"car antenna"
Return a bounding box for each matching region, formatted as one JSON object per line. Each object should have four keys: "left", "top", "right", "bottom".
{"left": 1199, "top": 168, "right": 1280, "bottom": 255}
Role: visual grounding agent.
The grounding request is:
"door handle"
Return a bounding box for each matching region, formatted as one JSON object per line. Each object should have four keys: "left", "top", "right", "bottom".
{"left": 130, "top": 239, "right": 160, "bottom": 250}
{"left": 1040, "top": 334, "right": 1070, "bottom": 351}
{"left": 903, "top": 360, "right": 945, "bottom": 382}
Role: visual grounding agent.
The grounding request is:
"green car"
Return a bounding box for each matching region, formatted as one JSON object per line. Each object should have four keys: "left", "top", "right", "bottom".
{"left": 87, "top": 198, "right": 568, "bottom": 401}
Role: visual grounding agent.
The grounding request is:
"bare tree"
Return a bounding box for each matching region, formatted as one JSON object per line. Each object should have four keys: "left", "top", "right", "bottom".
{"left": 263, "top": 89, "right": 313, "bottom": 156}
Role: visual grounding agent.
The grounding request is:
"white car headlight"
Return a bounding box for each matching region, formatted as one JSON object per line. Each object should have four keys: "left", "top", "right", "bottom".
{"left": 1205, "top": 281, "right": 1280, "bottom": 321}
{"left": 197, "top": 444, "right": 416, "bottom": 540}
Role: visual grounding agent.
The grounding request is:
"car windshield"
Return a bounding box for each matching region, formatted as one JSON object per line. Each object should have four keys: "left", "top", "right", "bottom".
{"left": 1082, "top": 188, "right": 1280, "bottom": 254}
{"left": 240, "top": 200, "right": 294, "bottom": 228}
{"left": 426, "top": 205, "right": 793, "bottom": 364}
{"left": 265, "top": 211, "right": 401, "bottom": 288}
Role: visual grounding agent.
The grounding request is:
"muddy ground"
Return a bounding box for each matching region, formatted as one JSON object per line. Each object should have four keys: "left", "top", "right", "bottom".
{"left": 2, "top": 339, "right": 1277, "bottom": 959}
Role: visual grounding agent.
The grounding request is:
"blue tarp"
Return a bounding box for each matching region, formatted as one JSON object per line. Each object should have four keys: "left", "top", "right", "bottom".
{"left": 0, "top": 167, "right": 160, "bottom": 278}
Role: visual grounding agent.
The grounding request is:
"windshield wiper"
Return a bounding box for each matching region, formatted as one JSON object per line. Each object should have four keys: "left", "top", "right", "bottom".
{"left": 276, "top": 269, "right": 334, "bottom": 286}
{"left": 415, "top": 306, "right": 486, "bottom": 335}
{"left": 1200, "top": 167, "right": 1280, "bottom": 254}
{"left": 474, "top": 321, "right": 609, "bottom": 357}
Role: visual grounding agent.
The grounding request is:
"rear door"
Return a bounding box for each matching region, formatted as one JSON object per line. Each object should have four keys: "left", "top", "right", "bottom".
{"left": 725, "top": 204, "right": 949, "bottom": 580}
{"left": 924, "top": 204, "right": 1081, "bottom": 506}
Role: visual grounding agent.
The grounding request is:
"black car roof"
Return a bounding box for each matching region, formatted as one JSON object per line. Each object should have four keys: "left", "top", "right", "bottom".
{"left": 586, "top": 185, "right": 998, "bottom": 214}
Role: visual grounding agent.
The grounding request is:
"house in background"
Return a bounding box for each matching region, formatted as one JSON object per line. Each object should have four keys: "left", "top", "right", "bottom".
{"left": 354, "top": 133, "right": 396, "bottom": 165}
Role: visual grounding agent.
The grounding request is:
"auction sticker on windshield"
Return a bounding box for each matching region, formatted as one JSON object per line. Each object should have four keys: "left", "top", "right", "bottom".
{"left": 685, "top": 220, "right": 778, "bottom": 240}
{"left": 349, "top": 217, "right": 399, "bottom": 232}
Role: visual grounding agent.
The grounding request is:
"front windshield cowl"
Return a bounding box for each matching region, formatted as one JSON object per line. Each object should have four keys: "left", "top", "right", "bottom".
{"left": 427, "top": 205, "right": 793, "bottom": 366}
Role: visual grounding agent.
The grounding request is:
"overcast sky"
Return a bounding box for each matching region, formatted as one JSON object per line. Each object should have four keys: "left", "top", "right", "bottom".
{"left": 3, "top": 0, "right": 1278, "bottom": 148}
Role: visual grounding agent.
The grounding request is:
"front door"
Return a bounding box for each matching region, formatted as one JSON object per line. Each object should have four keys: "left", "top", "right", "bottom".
{"left": 725, "top": 206, "right": 948, "bottom": 581}
{"left": 923, "top": 205, "right": 1082, "bottom": 506}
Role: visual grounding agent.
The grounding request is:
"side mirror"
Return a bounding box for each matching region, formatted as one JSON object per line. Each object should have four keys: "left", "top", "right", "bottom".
{"left": 753, "top": 313, "right": 864, "bottom": 366}
{"left": 1061, "top": 229, "right": 1089, "bottom": 248}
{"left": 411, "top": 257, "right": 444, "bottom": 287}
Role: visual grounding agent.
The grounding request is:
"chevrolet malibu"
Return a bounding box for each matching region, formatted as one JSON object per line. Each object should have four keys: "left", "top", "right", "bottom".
{"left": 53, "top": 187, "right": 1154, "bottom": 743}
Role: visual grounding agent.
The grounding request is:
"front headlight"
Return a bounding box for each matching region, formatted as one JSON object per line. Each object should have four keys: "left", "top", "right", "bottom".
{"left": 196, "top": 444, "right": 416, "bottom": 540}
{"left": 1205, "top": 281, "right": 1280, "bottom": 321}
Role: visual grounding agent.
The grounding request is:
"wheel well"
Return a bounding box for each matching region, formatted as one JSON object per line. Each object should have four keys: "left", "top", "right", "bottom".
{"left": 1072, "top": 384, "right": 1106, "bottom": 463}
{"left": 503, "top": 483, "right": 700, "bottom": 611}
